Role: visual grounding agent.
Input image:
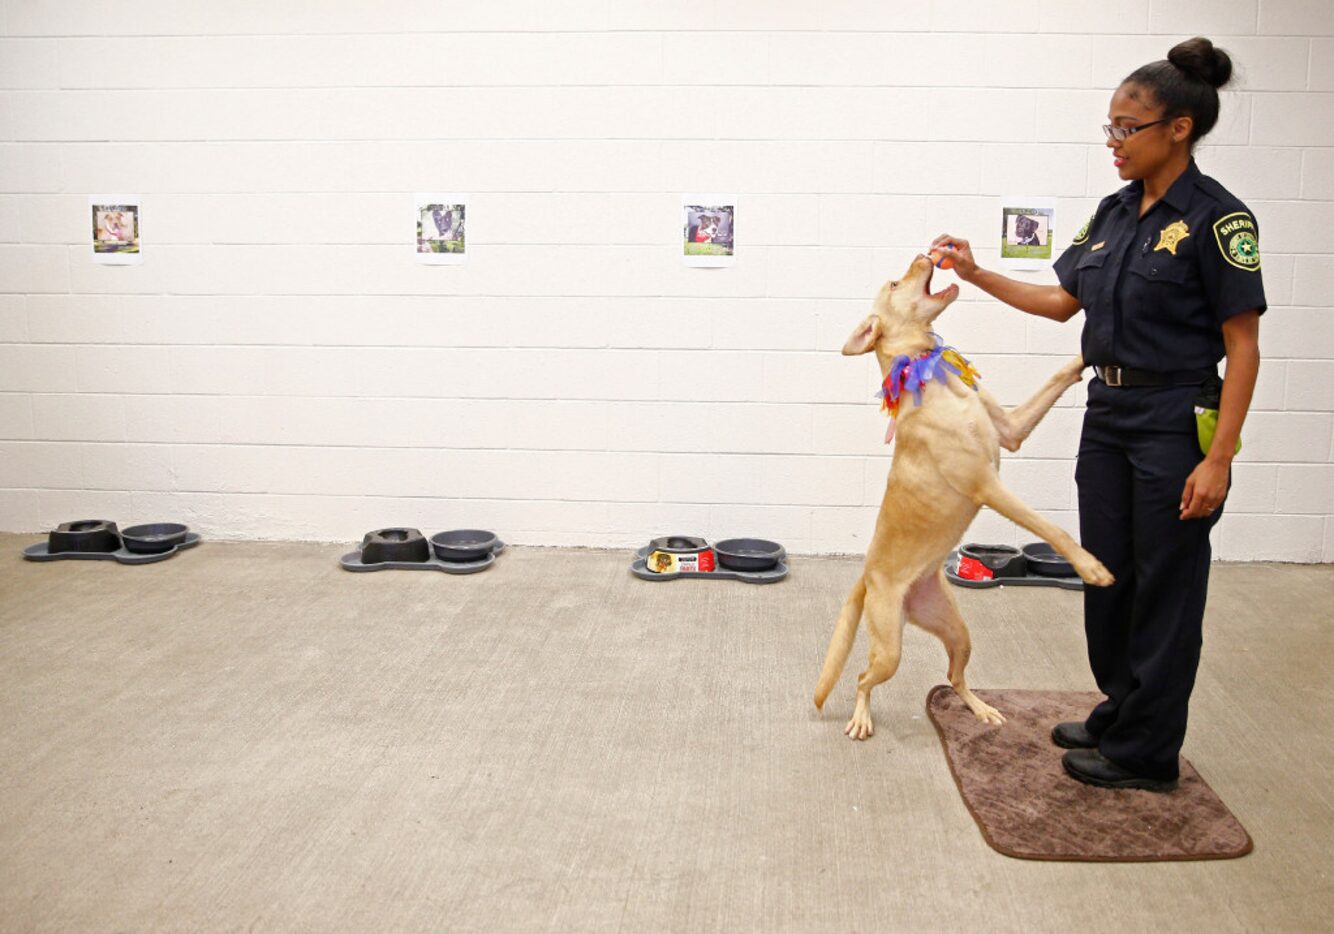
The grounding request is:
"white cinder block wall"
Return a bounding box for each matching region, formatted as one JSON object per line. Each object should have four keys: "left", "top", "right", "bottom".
{"left": 1, "top": 1, "right": 1331, "bottom": 560}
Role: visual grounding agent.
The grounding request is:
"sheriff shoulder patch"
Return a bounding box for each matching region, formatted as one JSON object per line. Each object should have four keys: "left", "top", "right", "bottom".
{"left": 1213, "top": 211, "right": 1260, "bottom": 271}
{"left": 1072, "top": 213, "right": 1093, "bottom": 246}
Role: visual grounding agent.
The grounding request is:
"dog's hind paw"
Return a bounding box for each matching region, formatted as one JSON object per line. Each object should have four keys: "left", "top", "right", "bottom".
{"left": 844, "top": 708, "right": 874, "bottom": 741}
{"left": 956, "top": 687, "right": 1005, "bottom": 725}
{"left": 971, "top": 702, "right": 1005, "bottom": 726}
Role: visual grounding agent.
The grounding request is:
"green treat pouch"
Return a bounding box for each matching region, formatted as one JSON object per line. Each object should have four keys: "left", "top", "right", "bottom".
{"left": 1194, "top": 374, "right": 1241, "bottom": 457}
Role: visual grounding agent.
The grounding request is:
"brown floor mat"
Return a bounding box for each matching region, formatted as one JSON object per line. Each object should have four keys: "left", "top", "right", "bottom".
{"left": 926, "top": 685, "right": 1253, "bottom": 861}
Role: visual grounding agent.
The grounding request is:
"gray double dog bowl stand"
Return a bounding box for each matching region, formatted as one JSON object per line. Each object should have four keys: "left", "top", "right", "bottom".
{"left": 23, "top": 520, "right": 199, "bottom": 565}
{"left": 340, "top": 527, "right": 505, "bottom": 574}
{"left": 630, "top": 536, "right": 788, "bottom": 584}
{"left": 945, "top": 542, "right": 1082, "bottom": 590}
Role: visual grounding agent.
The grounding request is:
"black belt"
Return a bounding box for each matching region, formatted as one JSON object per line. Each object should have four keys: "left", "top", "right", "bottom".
{"left": 1093, "top": 365, "right": 1216, "bottom": 388}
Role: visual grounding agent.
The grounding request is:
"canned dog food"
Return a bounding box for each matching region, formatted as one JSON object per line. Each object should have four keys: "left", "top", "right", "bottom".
{"left": 646, "top": 549, "right": 716, "bottom": 574}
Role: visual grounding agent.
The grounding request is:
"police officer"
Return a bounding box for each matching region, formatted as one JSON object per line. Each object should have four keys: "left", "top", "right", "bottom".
{"left": 930, "top": 37, "right": 1264, "bottom": 792}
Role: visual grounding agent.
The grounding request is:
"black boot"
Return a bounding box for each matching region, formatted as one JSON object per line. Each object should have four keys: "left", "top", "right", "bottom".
{"left": 1050, "top": 721, "right": 1098, "bottom": 749}
{"left": 1062, "top": 749, "right": 1178, "bottom": 793}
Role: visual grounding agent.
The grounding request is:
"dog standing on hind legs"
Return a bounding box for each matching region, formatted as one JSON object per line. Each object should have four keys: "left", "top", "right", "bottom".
{"left": 813, "top": 254, "right": 1115, "bottom": 740}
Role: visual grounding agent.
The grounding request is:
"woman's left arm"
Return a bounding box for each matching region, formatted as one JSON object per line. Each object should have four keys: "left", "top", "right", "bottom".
{"left": 1179, "top": 310, "right": 1261, "bottom": 520}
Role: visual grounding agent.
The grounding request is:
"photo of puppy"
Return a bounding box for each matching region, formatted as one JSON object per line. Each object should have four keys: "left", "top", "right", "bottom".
{"left": 689, "top": 213, "right": 720, "bottom": 243}
{"left": 91, "top": 204, "right": 139, "bottom": 254}
{"left": 682, "top": 199, "right": 736, "bottom": 264}
{"left": 1012, "top": 214, "right": 1043, "bottom": 246}
{"left": 418, "top": 203, "right": 466, "bottom": 254}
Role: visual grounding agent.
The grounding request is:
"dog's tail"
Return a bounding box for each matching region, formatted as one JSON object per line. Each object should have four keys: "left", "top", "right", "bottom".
{"left": 813, "top": 575, "right": 867, "bottom": 709}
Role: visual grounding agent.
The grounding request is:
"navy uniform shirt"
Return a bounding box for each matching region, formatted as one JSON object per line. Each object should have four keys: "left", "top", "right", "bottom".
{"left": 1054, "top": 159, "right": 1266, "bottom": 372}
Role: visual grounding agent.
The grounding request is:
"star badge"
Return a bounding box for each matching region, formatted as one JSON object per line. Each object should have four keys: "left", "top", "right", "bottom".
{"left": 1155, "top": 219, "right": 1190, "bottom": 256}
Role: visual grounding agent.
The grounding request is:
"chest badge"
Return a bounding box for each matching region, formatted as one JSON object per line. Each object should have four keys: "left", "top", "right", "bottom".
{"left": 1155, "top": 219, "right": 1190, "bottom": 256}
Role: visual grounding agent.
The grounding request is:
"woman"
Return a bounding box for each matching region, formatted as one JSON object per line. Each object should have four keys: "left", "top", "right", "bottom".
{"left": 931, "top": 37, "right": 1264, "bottom": 792}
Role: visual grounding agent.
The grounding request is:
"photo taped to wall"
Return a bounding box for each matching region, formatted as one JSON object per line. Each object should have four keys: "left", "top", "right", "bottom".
{"left": 414, "top": 193, "right": 468, "bottom": 265}
{"left": 999, "top": 196, "right": 1055, "bottom": 271}
{"left": 90, "top": 195, "right": 143, "bottom": 265}
{"left": 682, "top": 194, "right": 736, "bottom": 267}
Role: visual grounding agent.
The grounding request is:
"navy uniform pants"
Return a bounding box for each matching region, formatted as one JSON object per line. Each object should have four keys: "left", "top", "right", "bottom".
{"left": 1075, "top": 379, "right": 1224, "bottom": 782}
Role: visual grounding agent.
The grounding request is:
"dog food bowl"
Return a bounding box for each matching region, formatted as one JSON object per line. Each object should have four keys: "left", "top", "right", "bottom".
{"left": 713, "top": 538, "right": 785, "bottom": 572}
{"left": 430, "top": 529, "right": 498, "bottom": 563}
{"left": 1022, "top": 542, "right": 1077, "bottom": 578}
{"left": 121, "top": 522, "right": 189, "bottom": 555}
{"left": 361, "top": 528, "right": 431, "bottom": 564}
{"left": 48, "top": 519, "right": 121, "bottom": 554}
{"left": 957, "top": 543, "right": 1027, "bottom": 579}
{"left": 648, "top": 535, "right": 709, "bottom": 553}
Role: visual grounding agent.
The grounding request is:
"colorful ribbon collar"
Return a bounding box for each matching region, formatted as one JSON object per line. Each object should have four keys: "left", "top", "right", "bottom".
{"left": 877, "top": 335, "right": 981, "bottom": 443}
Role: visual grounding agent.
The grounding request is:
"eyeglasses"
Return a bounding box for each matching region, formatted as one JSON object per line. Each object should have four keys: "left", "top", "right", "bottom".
{"left": 1102, "top": 118, "right": 1170, "bottom": 142}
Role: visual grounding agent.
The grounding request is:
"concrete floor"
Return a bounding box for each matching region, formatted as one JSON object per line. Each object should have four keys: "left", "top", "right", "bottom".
{"left": 1, "top": 534, "right": 1330, "bottom": 933}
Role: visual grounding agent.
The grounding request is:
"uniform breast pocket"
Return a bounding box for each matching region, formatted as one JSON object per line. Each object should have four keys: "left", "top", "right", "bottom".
{"left": 1125, "top": 258, "right": 1191, "bottom": 316}
{"left": 1073, "top": 250, "right": 1108, "bottom": 304}
{"left": 1076, "top": 251, "right": 1108, "bottom": 271}
{"left": 1128, "top": 259, "right": 1190, "bottom": 287}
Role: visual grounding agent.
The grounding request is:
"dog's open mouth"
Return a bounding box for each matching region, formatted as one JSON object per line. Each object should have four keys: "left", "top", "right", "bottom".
{"left": 924, "top": 264, "right": 958, "bottom": 302}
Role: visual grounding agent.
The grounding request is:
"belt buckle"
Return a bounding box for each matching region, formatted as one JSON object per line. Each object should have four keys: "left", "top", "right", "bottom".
{"left": 1103, "top": 365, "right": 1123, "bottom": 387}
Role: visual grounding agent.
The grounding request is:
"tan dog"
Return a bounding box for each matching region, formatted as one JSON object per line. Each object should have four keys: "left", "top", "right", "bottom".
{"left": 814, "top": 255, "right": 1114, "bottom": 740}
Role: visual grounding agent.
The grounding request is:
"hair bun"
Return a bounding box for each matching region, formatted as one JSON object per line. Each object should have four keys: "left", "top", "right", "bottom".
{"left": 1168, "top": 36, "right": 1232, "bottom": 88}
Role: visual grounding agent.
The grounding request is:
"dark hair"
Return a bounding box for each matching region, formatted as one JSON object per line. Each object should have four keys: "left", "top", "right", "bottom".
{"left": 1122, "top": 37, "right": 1233, "bottom": 144}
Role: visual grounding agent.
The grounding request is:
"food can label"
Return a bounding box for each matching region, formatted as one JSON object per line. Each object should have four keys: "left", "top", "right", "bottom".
{"left": 647, "top": 549, "right": 716, "bottom": 574}
{"left": 956, "top": 555, "right": 994, "bottom": 581}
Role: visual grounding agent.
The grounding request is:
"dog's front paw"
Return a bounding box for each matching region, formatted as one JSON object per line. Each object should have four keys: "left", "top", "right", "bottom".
{"left": 1061, "top": 355, "right": 1086, "bottom": 384}
{"left": 1075, "top": 553, "right": 1115, "bottom": 587}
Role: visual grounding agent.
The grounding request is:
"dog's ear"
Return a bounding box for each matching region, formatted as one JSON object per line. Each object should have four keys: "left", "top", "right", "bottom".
{"left": 842, "top": 316, "right": 881, "bottom": 355}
